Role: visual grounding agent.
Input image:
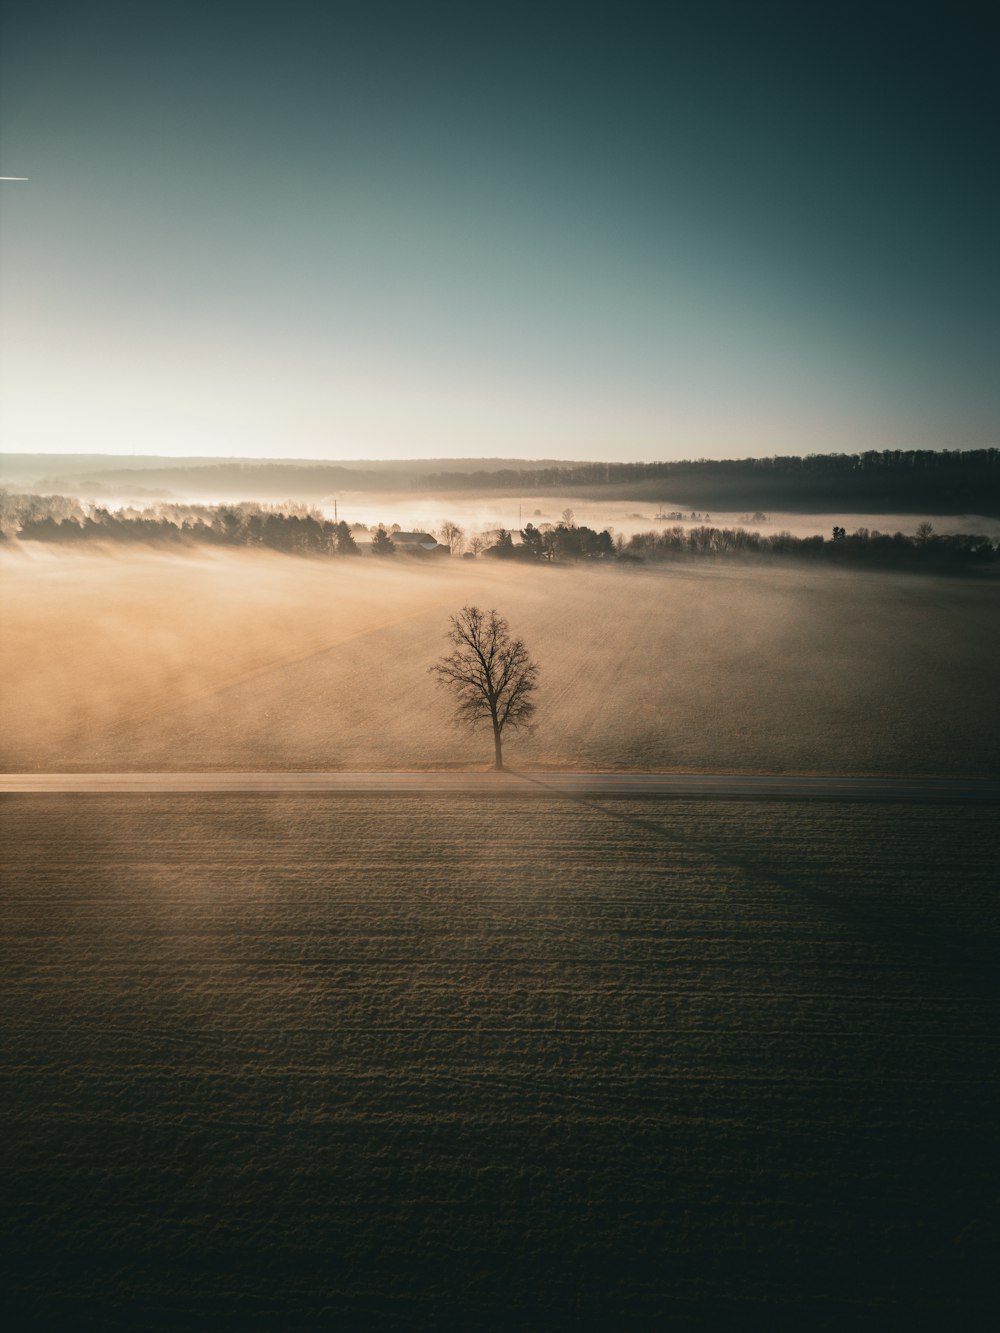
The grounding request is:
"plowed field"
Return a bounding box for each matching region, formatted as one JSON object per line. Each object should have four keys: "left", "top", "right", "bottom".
{"left": 2, "top": 795, "right": 997, "bottom": 1328}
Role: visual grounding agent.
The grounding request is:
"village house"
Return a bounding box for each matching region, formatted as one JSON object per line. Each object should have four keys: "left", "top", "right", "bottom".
{"left": 389, "top": 531, "right": 449, "bottom": 554}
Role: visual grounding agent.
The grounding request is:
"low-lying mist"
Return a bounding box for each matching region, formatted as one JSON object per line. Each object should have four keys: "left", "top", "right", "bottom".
{"left": 3, "top": 544, "right": 998, "bottom": 776}
{"left": 7, "top": 484, "right": 1000, "bottom": 543}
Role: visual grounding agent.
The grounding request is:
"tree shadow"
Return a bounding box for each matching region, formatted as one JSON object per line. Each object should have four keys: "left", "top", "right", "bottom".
{"left": 506, "top": 769, "right": 999, "bottom": 995}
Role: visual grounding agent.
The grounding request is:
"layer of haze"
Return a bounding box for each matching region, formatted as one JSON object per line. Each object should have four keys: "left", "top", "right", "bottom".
{"left": 3, "top": 547, "right": 997, "bottom": 776}
{"left": 1, "top": 1, "right": 997, "bottom": 461}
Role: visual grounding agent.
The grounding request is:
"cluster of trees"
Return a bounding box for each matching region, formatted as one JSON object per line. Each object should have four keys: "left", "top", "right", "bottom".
{"left": 0, "top": 489, "right": 84, "bottom": 532}
{"left": 3, "top": 490, "right": 997, "bottom": 572}
{"left": 0, "top": 495, "right": 616, "bottom": 563}
{"left": 486, "top": 522, "right": 614, "bottom": 561}
{"left": 0, "top": 494, "right": 362, "bottom": 555}
{"left": 475, "top": 515, "right": 998, "bottom": 570}
{"left": 625, "top": 524, "right": 999, "bottom": 569}
{"left": 423, "top": 449, "right": 1000, "bottom": 514}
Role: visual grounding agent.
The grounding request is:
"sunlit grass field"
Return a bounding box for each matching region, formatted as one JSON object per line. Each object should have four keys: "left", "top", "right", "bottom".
{"left": 2, "top": 794, "right": 997, "bottom": 1328}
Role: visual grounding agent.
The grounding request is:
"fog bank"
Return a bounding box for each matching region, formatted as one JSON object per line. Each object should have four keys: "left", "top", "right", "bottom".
{"left": 3, "top": 548, "right": 997, "bottom": 777}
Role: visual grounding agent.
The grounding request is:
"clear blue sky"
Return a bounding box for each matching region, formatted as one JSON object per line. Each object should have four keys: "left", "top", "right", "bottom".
{"left": 1, "top": 0, "right": 996, "bottom": 461}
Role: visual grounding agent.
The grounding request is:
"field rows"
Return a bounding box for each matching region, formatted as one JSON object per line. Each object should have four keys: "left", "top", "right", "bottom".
{"left": 1, "top": 795, "right": 997, "bottom": 1327}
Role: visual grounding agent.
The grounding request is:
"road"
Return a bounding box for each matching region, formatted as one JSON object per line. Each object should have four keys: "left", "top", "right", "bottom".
{"left": 2, "top": 771, "right": 998, "bottom": 802}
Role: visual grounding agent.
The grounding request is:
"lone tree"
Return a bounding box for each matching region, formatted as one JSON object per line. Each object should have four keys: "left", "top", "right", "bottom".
{"left": 431, "top": 606, "right": 539, "bottom": 769}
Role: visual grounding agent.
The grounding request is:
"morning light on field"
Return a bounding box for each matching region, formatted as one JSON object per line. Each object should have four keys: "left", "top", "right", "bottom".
{"left": 1, "top": 1, "right": 998, "bottom": 1328}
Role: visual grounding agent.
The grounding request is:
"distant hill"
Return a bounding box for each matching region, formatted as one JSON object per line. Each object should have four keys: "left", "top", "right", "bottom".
{"left": 1, "top": 449, "right": 997, "bottom": 514}
{"left": 0, "top": 454, "right": 580, "bottom": 497}
{"left": 421, "top": 450, "right": 1000, "bottom": 515}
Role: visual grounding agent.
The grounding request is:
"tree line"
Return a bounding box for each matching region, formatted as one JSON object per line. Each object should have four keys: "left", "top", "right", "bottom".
{"left": 4, "top": 449, "right": 998, "bottom": 513}
{"left": 0, "top": 494, "right": 363, "bottom": 555}
{"left": 622, "top": 523, "right": 998, "bottom": 570}
{"left": 2, "top": 491, "right": 997, "bottom": 572}
{"left": 484, "top": 523, "right": 614, "bottom": 561}
{"left": 422, "top": 449, "right": 1000, "bottom": 514}
{"left": 484, "top": 520, "right": 998, "bottom": 570}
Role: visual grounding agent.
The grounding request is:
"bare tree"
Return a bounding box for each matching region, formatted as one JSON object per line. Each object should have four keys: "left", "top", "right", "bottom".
{"left": 439, "top": 520, "right": 464, "bottom": 555}
{"left": 468, "top": 534, "right": 485, "bottom": 557}
{"left": 431, "top": 606, "right": 539, "bottom": 769}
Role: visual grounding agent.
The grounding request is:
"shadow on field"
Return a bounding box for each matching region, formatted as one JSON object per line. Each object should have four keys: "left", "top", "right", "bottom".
{"left": 508, "top": 770, "right": 1000, "bottom": 995}
{"left": 3, "top": 791, "right": 998, "bottom": 1329}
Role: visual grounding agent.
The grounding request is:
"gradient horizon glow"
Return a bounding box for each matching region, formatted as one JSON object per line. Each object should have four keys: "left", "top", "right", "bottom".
{"left": 1, "top": 0, "right": 997, "bottom": 462}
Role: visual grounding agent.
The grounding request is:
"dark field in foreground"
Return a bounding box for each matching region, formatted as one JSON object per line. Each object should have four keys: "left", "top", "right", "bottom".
{"left": 1, "top": 796, "right": 997, "bottom": 1329}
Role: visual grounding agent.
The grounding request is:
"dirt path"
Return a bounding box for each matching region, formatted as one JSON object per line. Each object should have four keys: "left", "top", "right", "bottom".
{"left": 2, "top": 770, "right": 997, "bottom": 801}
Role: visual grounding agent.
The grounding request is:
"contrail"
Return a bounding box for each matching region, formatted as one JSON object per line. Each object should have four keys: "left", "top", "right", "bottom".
{"left": 0, "top": 176, "right": 29, "bottom": 181}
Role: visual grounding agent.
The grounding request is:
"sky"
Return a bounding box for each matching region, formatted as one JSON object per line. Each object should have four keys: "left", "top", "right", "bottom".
{"left": 0, "top": 0, "right": 997, "bottom": 462}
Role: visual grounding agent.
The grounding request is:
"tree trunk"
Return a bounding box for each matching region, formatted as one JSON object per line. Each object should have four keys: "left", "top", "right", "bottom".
{"left": 493, "top": 723, "right": 503, "bottom": 770}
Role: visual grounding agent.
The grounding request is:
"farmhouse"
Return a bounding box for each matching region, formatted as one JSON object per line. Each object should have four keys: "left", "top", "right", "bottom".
{"left": 390, "top": 531, "right": 448, "bottom": 554}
